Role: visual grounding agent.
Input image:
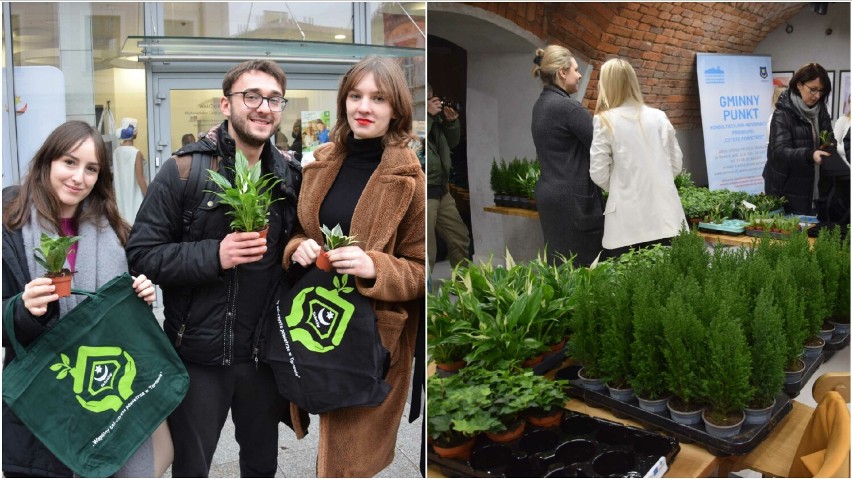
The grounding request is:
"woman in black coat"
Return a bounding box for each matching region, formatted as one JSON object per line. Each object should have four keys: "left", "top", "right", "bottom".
{"left": 531, "top": 45, "right": 604, "bottom": 267}
{"left": 763, "top": 63, "right": 834, "bottom": 215}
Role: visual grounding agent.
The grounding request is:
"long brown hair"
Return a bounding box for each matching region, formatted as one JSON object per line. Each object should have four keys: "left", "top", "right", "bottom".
{"left": 3, "top": 121, "right": 131, "bottom": 245}
{"left": 329, "top": 56, "right": 417, "bottom": 150}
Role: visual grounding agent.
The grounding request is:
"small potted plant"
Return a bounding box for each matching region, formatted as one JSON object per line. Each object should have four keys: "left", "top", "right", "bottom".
{"left": 427, "top": 373, "right": 500, "bottom": 460}
{"left": 818, "top": 129, "right": 839, "bottom": 160}
{"left": 819, "top": 130, "right": 834, "bottom": 150}
{"left": 523, "top": 372, "right": 569, "bottom": 427}
{"left": 428, "top": 283, "right": 473, "bottom": 375}
{"left": 34, "top": 233, "right": 81, "bottom": 298}
{"left": 206, "top": 150, "right": 282, "bottom": 238}
{"left": 316, "top": 223, "right": 358, "bottom": 272}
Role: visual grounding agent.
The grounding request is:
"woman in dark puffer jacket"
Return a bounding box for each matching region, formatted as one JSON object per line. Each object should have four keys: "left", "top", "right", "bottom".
{"left": 763, "top": 63, "right": 834, "bottom": 215}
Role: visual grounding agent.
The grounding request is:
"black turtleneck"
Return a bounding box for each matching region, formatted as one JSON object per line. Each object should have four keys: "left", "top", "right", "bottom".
{"left": 319, "top": 134, "right": 383, "bottom": 236}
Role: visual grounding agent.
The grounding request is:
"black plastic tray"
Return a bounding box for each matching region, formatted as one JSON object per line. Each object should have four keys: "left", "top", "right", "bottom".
{"left": 532, "top": 347, "right": 566, "bottom": 376}
{"left": 428, "top": 410, "right": 680, "bottom": 478}
{"left": 823, "top": 330, "right": 850, "bottom": 353}
{"left": 783, "top": 352, "right": 824, "bottom": 398}
{"left": 556, "top": 367, "right": 792, "bottom": 456}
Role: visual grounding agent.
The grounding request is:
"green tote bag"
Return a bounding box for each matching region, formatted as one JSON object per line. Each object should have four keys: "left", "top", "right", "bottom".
{"left": 2, "top": 273, "right": 189, "bottom": 477}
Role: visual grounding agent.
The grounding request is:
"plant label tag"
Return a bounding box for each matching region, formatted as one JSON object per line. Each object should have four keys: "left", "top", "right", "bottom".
{"left": 741, "top": 199, "right": 756, "bottom": 211}
{"left": 644, "top": 456, "right": 668, "bottom": 478}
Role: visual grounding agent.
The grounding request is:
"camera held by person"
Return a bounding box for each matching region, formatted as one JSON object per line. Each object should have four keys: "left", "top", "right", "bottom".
{"left": 428, "top": 94, "right": 460, "bottom": 122}
{"left": 439, "top": 98, "right": 463, "bottom": 113}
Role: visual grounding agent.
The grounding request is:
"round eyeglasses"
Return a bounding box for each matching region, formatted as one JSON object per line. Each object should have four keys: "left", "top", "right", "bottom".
{"left": 226, "top": 91, "right": 288, "bottom": 112}
{"left": 805, "top": 85, "right": 825, "bottom": 97}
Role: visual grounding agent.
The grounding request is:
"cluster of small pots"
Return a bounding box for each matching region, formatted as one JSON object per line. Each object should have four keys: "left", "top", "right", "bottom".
{"left": 568, "top": 365, "right": 779, "bottom": 440}
{"left": 494, "top": 195, "right": 537, "bottom": 210}
{"left": 432, "top": 412, "right": 677, "bottom": 478}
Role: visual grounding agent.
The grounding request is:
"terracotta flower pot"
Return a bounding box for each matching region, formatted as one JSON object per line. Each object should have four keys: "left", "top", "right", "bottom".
{"left": 316, "top": 251, "right": 333, "bottom": 272}
{"left": 435, "top": 360, "right": 466, "bottom": 377}
{"left": 431, "top": 436, "right": 475, "bottom": 460}
{"left": 486, "top": 420, "right": 526, "bottom": 443}
{"left": 548, "top": 338, "right": 567, "bottom": 353}
{"left": 50, "top": 273, "right": 73, "bottom": 298}
{"left": 528, "top": 409, "right": 564, "bottom": 428}
{"left": 256, "top": 227, "right": 269, "bottom": 239}
{"left": 522, "top": 353, "right": 545, "bottom": 368}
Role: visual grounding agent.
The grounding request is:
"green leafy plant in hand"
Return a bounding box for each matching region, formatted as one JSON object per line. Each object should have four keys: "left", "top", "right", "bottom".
{"left": 34, "top": 233, "right": 81, "bottom": 275}
{"left": 819, "top": 130, "right": 834, "bottom": 148}
{"left": 320, "top": 223, "right": 358, "bottom": 251}
{"left": 206, "top": 150, "right": 282, "bottom": 233}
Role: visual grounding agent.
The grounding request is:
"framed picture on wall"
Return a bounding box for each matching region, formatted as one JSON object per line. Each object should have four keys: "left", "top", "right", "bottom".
{"left": 838, "top": 71, "right": 851, "bottom": 119}
{"left": 825, "top": 70, "right": 835, "bottom": 118}
{"left": 772, "top": 71, "right": 793, "bottom": 90}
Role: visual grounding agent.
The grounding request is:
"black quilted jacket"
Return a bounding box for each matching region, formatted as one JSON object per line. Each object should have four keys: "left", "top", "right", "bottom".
{"left": 763, "top": 90, "right": 833, "bottom": 214}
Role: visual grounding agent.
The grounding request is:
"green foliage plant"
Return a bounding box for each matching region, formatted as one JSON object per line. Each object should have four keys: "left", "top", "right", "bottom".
{"left": 427, "top": 283, "right": 473, "bottom": 365}
{"left": 426, "top": 373, "right": 500, "bottom": 445}
{"left": 207, "top": 150, "right": 282, "bottom": 232}
{"left": 661, "top": 278, "right": 707, "bottom": 410}
{"left": 34, "top": 233, "right": 81, "bottom": 275}
{"left": 668, "top": 227, "right": 710, "bottom": 285}
{"left": 819, "top": 130, "right": 834, "bottom": 148}
{"left": 598, "top": 267, "right": 635, "bottom": 389}
{"left": 704, "top": 311, "right": 753, "bottom": 423}
{"left": 523, "top": 372, "right": 569, "bottom": 414}
{"left": 814, "top": 226, "right": 842, "bottom": 319}
{"left": 674, "top": 169, "right": 694, "bottom": 190}
{"left": 490, "top": 159, "right": 502, "bottom": 195}
{"left": 774, "top": 257, "right": 808, "bottom": 370}
{"left": 835, "top": 232, "right": 850, "bottom": 320}
{"left": 320, "top": 223, "right": 358, "bottom": 251}
{"left": 629, "top": 269, "right": 669, "bottom": 400}
{"left": 568, "top": 266, "right": 609, "bottom": 378}
{"left": 747, "top": 288, "right": 786, "bottom": 408}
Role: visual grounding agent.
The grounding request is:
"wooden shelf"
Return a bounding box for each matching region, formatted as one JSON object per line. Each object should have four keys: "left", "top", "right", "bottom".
{"left": 699, "top": 231, "right": 816, "bottom": 247}
{"left": 484, "top": 205, "right": 540, "bottom": 219}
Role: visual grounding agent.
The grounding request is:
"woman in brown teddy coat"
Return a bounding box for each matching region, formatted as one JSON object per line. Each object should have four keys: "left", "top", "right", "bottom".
{"left": 283, "top": 56, "right": 426, "bottom": 477}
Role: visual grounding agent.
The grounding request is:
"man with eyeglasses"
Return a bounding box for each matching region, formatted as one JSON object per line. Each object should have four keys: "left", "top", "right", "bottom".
{"left": 127, "top": 60, "right": 304, "bottom": 477}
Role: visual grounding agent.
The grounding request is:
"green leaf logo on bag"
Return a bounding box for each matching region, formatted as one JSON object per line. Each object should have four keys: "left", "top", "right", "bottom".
{"left": 285, "top": 274, "right": 356, "bottom": 353}
{"left": 50, "top": 346, "right": 136, "bottom": 413}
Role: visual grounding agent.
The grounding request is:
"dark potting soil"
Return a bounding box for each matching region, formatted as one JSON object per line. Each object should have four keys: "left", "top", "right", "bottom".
{"left": 703, "top": 409, "right": 744, "bottom": 427}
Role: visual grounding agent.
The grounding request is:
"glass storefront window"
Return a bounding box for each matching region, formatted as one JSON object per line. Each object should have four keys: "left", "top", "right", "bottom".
{"left": 169, "top": 88, "right": 338, "bottom": 163}
{"left": 365, "top": 3, "right": 425, "bottom": 129}
{"left": 162, "top": 2, "right": 354, "bottom": 43}
{"left": 8, "top": 2, "right": 147, "bottom": 182}
{"left": 368, "top": 2, "right": 425, "bottom": 48}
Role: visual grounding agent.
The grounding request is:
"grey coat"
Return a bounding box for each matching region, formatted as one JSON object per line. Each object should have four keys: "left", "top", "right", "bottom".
{"left": 531, "top": 84, "right": 604, "bottom": 266}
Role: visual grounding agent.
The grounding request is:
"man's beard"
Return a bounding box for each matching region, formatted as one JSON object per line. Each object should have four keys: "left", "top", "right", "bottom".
{"left": 230, "top": 114, "right": 274, "bottom": 148}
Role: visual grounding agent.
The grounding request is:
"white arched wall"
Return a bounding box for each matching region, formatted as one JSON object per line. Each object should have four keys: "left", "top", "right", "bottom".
{"left": 429, "top": 3, "right": 594, "bottom": 262}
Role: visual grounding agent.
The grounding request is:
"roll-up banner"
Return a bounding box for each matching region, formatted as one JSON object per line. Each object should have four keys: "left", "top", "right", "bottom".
{"left": 696, "top": 54, "right": 774, "bottom": 194}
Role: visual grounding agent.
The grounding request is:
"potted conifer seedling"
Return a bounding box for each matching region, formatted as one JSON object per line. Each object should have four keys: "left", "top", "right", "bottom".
{"left": 34, "top": 233, "right": 81, "bottom": 298}
{"left": 317, "top": 224, "right": 358, "bottom": 272}
{"left": 207, "top": 150, "right": 282, "bottom": 238}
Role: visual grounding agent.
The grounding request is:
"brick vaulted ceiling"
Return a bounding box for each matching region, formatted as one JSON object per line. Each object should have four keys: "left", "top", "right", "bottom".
{"left": 466, "top": 2, "right": 808, "bottom": 129}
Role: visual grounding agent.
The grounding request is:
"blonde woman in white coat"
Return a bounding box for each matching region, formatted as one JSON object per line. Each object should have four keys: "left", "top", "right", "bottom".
{"left": 589, "top": 58, "right": 687, "bottom": 257}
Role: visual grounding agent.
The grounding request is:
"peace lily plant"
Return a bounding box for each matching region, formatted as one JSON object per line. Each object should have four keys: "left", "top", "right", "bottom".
{"left": 207, "top": 150, "right": 282, "bottom": 235}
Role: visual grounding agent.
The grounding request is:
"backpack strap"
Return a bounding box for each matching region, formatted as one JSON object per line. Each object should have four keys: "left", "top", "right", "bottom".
{"left": 173, "top": 138, "right": 219, "bottom": 241}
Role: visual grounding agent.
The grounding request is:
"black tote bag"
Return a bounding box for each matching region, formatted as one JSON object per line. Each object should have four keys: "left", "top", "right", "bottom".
{"left": 2, "top": 273, "right": 189, "bottom": 477}
{"left": 262, "top": 268, "right": 390, "bottom": 414}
